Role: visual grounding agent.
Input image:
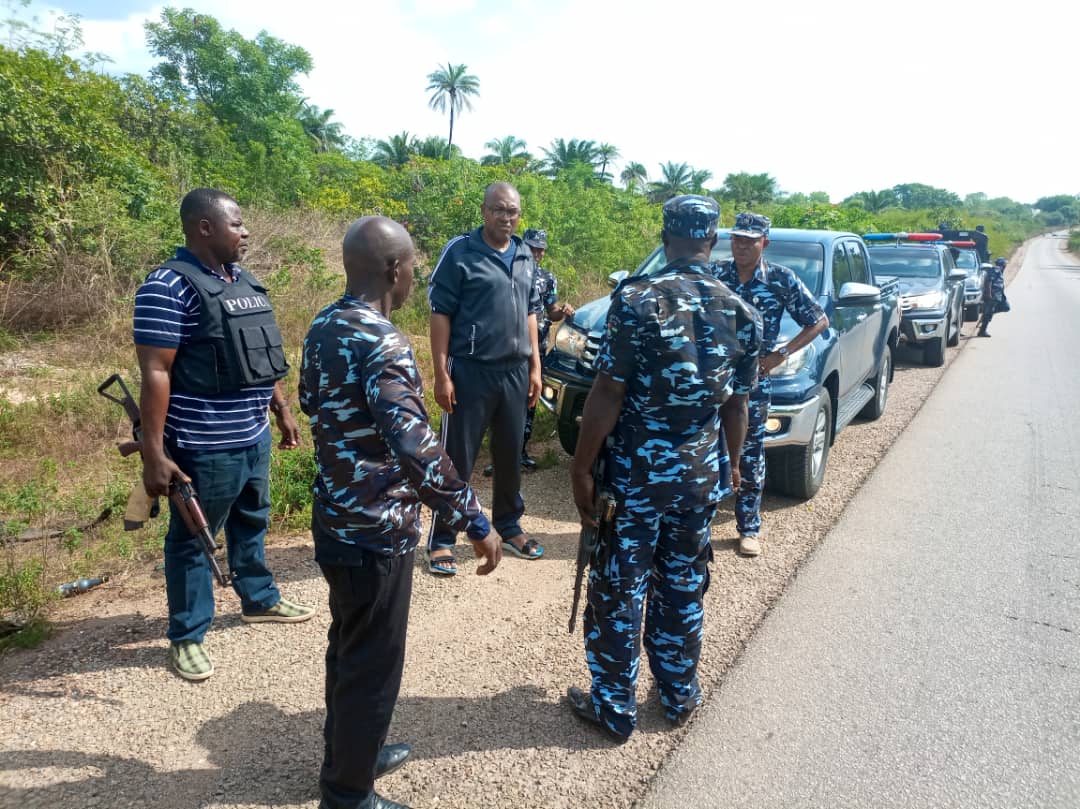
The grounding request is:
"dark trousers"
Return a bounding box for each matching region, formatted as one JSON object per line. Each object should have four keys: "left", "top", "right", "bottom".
{"left": 978, "top": 300, "right": 998, "bottom": 333}
{"left": 428, "top": 357, "right": 528, "bottom": 552}
{"left": 319, "top": 549, "right": 414, "bottom": 809}
{"left": 164, "top": 435, "right": 279, "bottom": 643}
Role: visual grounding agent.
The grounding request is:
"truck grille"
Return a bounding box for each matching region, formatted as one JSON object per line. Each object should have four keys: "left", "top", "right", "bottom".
{"left": 580, "top": 332, "right": 603, "bottom": 371}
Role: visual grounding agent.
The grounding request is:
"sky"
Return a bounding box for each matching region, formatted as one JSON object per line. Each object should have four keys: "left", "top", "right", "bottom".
{"left": 17, "top": 0, "right": 1079, "bottom": 205}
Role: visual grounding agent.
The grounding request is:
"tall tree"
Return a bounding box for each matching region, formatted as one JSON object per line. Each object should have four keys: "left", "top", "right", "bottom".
{"left": 689, "top": 168, "right": 712, "bottom": 194}
{"left": 595, "top": 142, "right": 620, "bottom": 182}
{"left": 415, "top": 135, "right": 459, "bottom": 160}
{"left": 541, "top": 138, "right": 598, "bottom": 176}
{"left": 425, "top": 62, "right": 479, "bottom": 152}
{"left": 620, "top": 161, "right": 648, "bottom": 192}
{"left": 721, "top": 172, "right": 778, "bottom": 209}
{"left": 481, "top": 135, "right": 530, "bottom": 166}
{"left": 648, "top": 161, "right": 693, "bottom": 202}
{"left": 373, "top": 131, "right": 417, "bottom": 168}
{"left": 842, "top": 188, "right": 898, "bottom": 212}
{"left": 298, "top": 103, "right": 345, "bottom": 153}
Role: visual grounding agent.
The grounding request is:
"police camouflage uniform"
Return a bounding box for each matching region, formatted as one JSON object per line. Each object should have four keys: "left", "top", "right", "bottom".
{"left": 583, "top": 196, "right": 762, "bottom": 738}
{"left": 711, "top": 213, "right": 825, "bottom": 540}
{"left": 525, "top": 228, "right": 557, "bottom": 450}
{"left": 299, "top": 294, "right": 489, "bottom": 809}
{"left": 977, "top": 258, "right": 1007, "bottom": 335}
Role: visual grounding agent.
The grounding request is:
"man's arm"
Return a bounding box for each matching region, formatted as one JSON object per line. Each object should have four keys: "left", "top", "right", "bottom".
{"left": 430, "top": 313, "right": 455, "bottom": 413}
{"left": 570, "top": 372, "right": 626, "bottom": 526}
{"left": 269, "top": 379, "right": 300, "bottom": 449}
{"left": 527, "top": 313, "right": 541, "bottom": 408}
{"left": 761, "top": 315, "right": 828, "bottom": 374}
{"left": 135, "top": 344, "right": 187, "bottom": 497}
{"left": 720, "top": 393, "right": 749, "bottom": 490}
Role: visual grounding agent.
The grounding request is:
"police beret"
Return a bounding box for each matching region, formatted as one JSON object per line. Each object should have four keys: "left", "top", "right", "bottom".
{"left": 662, "top": 195, "right": 720, "bottom": 239}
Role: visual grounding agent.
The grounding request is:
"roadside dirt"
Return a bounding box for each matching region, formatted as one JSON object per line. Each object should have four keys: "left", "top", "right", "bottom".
{"left": 0, "top": 274, "right": 1003, "bottom": 808}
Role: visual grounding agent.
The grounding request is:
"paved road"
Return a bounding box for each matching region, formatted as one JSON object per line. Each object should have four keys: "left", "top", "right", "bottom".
{"left": 642, "top": 235, "right": 1080, "bottom": 809}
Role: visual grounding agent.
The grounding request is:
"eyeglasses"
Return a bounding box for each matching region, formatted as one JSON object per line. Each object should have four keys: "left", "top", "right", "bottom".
{"left": 486, "top": 206, "right": 521, "bottom": 218}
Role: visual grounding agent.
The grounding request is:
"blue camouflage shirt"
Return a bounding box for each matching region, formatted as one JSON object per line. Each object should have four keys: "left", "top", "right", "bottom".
{"left": 529, "top": 265, "right": 558, "bottom": 350}
{"left": 984, "top": 265, "right": 1006, "bottom": 301}
{"left": 594, "top": 262, "right": 762, "bottom": 512}
{"left": 711, "top": 259, "right": 825, "bottom": 355}
{"left": 299, "top": 295, "right": 488, "bottom": 561}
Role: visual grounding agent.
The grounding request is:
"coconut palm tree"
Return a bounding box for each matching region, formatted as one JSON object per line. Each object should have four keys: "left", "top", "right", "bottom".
{"left": 648, "top": 161, "right": 693, "bottom": 202}
{"left": 373, "top": 131, "right": 417, "bottom": 168}
{"left": 415, "top": 135, "right": 459, "bottom": 160}
{"left": 481, "top": 135, "right": 531, "bottom": 166}
{"left": 689, "top": 168, "right": 713, "bottom": 194}
{"left": 298, "top": 103, "right": 346, "bottom": 153}
{"left": 620, "top": 161, "right": 649, "bottom": 192}
{"left": 540, "top": 138, "right": 598, "bottom": 176}
{"left": 721, "top": 172, "right": 778, "bottom": 209}
{"left": 425, "top": 63, "right": 480, "bottom": 151}
{"left": 595, "top": 142, "right": 621, "bottom": 182}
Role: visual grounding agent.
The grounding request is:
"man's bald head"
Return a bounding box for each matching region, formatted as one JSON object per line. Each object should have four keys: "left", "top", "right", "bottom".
{"left": 483, "top": 181, "right": 519, "bottom": 207}
{"left": 341, "top": 216, "right": 416, "bottom": 311}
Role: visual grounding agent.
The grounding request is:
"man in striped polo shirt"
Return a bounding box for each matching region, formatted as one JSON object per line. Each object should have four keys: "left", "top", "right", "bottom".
{"left": 134, "top": 188, "right": 313, "bottom": 682}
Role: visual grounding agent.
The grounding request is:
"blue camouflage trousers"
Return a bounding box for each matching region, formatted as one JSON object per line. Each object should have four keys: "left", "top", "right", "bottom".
{"left": 736, "top": 380, "right": 771, "bottom": 538}
{"left": 583, "top": 503, "right": 715, "bottom": 738}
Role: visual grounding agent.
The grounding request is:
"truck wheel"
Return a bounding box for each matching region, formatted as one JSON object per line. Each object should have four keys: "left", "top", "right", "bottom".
{"left": 557, "top": 418, "right": 579, "bottom": 456}
{"left": 860, "top": 346, "right": 891, "bottom": 420}
{"left": 766, "top": 394, "right": 832, "bottom": 500}
{"left": 924, "top": 333, "right": 946, "bottom": 366}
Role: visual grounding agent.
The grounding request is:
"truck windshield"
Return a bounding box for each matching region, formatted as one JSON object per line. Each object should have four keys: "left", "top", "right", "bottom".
{"left": 867, "top": 248, "right": 942, "bottom": 279}
{"left": 632, "top": 238, "right": 824, "bottom": 294}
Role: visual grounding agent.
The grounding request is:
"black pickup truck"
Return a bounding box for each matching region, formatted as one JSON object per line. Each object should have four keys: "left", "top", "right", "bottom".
{"left": 540, "top": 228, "right": 901, "bottom": 500}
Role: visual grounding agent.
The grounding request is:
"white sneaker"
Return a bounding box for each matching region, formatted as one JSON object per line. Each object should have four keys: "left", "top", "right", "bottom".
{"left": 739, "top": 535, "right": 761, "bottom": 557}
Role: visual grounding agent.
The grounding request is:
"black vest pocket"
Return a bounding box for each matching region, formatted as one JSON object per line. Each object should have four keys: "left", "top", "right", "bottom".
{"left": 239, "top": 323, "right": 288, "bottom": 382}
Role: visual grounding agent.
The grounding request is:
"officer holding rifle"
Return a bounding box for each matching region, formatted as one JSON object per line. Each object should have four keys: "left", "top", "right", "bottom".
{"left": 567, "top": 195, "right": 761, "bottom": 740}
{"left": 133, "top": 188, "right": 313, "bottom": 682}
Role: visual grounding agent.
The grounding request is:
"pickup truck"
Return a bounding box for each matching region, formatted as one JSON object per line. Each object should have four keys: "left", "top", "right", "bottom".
{"left": 541, "top": 228, "right": 901, "bottom": 500}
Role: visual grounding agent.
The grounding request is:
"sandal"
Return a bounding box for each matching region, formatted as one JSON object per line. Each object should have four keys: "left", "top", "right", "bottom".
{"left": 502, "top": 536, "right": 544, "bottom": 560}
{"left": 427, "top": 552, "right": 457, "bottom": 576}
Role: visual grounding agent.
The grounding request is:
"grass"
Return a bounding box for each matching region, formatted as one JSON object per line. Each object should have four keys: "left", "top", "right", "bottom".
{"left": 0, "top": 206, "right": 595, "bottom": 650}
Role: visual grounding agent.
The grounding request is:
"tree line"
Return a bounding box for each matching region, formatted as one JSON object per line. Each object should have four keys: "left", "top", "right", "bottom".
{"left": 0, "top": 5, "right": 1067, "bottom": 331}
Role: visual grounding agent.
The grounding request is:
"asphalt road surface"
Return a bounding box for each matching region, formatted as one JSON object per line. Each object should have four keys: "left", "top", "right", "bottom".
{"left": 641, "top": 234, "right": 1080, "bottom": 809}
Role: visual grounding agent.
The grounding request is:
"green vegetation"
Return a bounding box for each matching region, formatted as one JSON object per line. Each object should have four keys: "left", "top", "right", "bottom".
{"left": 0, "top": 5, "right": 1070, "bottom": 643}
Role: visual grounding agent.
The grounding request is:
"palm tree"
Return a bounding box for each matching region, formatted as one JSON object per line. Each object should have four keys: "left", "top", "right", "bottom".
{"left": 481, "top": 135, "right": 531, "bottom": 166}
{"left": 540, "top": 138, "right": 598, "bottom": 176}
{"left": 373, "top": 131, "right": 417, "bottom": 168}
{"left": 648, "top": 161, "right": 693, "bottom": 202}
{"left": 689, "top": 168, "right": 713, "bottom": 194}
{"left": 721, "top": 172, "right": 778, "bottom": 209}
{"left": 857, "top": 189, "right": 899, "bottom": 212}
{"left": 595, "top": 142, "right": 621, "bottom": 181}
{"left": 620, "top": 161, "right": 649, "bottom": 192}
{"left": 298, "top": 103, "right": 346, "bottom": 153}
{"left": 425, "top": 63, "right": 480, "bottom": 151}
{"left": 415, "top": 135, "right": 459, "bottom": 160}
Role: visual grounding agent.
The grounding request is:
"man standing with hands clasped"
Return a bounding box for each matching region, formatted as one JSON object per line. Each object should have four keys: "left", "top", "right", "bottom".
{"left": 425, "top": 182, "right": 545, "bottom": 576}
{"left": 300, "top": 216, "right": 501, "bottom": 809}
{"left": 711, "top": 212, "right": 828, "bottom": 557}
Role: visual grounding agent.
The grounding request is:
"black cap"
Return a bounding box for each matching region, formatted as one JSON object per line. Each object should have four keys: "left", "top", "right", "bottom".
{"left": 523, "top": 228, "right": 548, "bottom": 249}
{"left": 995, "top": 257, "right": 1006, "bottom": 267}
{"left": 662, "top": 195, "right": 720, "bottom": 239}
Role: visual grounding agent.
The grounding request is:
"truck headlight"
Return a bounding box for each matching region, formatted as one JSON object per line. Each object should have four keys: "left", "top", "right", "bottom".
{"left": 553, "top": 325, "right": 588, "bottom": 360}
{"left": 769, "top": 344, "right": 813, "bottom": 377}
{"left": 906, "top": 291, "right": 946, "bottom": 310}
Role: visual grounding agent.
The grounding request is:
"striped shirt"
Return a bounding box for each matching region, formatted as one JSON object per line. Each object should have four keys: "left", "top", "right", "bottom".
{"left": 133, "top": 247, "right": 273, "bottom": 451}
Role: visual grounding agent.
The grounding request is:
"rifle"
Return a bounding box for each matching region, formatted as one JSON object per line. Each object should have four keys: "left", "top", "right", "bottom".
{"left": 568, "top": 452, "right": 617, "bottom": 634}
{"left": 97, "top": 374, "right": 232, "bottom": 587}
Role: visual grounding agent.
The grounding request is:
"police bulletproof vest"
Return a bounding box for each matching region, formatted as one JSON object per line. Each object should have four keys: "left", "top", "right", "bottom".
{"left": 162, "top": 259, "right": 289, "bottom": 395}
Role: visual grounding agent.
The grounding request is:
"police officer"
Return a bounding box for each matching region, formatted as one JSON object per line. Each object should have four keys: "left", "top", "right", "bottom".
{"left": 977, "top": 257, "right": 1007, "bottom": 337}
{"left": 711, "top": 212, "right": 828, "bottom": 557}
{"left": 133, "top": 188, "right": 314, "bottom": 682}
{"left": 567, "top": 195, "right": 761, "bottom": 740}
{"left": 300, "top": 216, "right": 501, "bottom": 809}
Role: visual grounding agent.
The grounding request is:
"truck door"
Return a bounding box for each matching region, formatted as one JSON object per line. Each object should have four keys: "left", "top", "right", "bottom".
{"left": 845, "top": 239, "right": 885, "bottom": 376}
{"left": 829, "top": 241, "right": 863, "bottom": 397}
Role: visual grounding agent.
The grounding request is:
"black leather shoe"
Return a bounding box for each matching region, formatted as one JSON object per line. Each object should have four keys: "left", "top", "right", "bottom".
{"left": 520, "top": 453, "right": 537, "bottom": 470}
{"left": 566, "top": 686, "right": 628, "bottom": 743}
{"left": 666, "top": 706, "right": 696, "bottom": 728}
{"left": 370, "top": 793, "right": 412, "bottom": 809}
{"left": 482, "top": 464, "right": 493, "bottom": 477}
{"left": 375, "top": 743, "right": 411, "bottom": 778}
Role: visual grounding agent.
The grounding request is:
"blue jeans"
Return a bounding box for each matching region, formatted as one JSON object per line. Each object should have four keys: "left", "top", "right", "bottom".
{"left": 164, "top": 435, "right": 280, "bottom": 643}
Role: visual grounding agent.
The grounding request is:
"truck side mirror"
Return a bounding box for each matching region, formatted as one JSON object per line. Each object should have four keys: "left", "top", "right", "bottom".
{"left": 607, "top": 270, "right": 629, "bottom": 289}
{"left": 838, "top": 281, "right": 881, "bottom": 303}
